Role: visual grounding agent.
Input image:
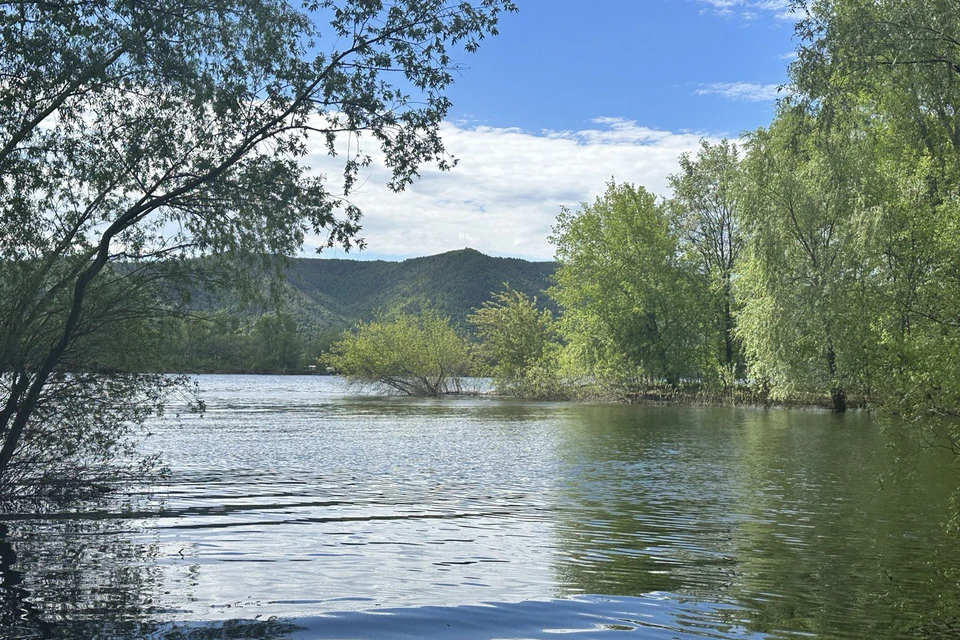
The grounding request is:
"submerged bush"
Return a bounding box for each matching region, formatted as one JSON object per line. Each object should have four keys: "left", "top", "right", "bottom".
{"left": 325, "top": 311, "right": 471, "bottom": 396}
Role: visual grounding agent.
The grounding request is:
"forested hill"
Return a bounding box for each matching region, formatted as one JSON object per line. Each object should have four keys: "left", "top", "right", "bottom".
{"left": 159, "top": 248, "right": 556, "bottom": 372}
{"left": 286, "top": 248, "right": 557, "bottom": 329}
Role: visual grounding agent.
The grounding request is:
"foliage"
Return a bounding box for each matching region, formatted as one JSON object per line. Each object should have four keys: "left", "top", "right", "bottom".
{"left": 787, "top": 0, "right": 960, "bottom": 420}
{"left": 0, "top": 0, "right": 515, "bottom": 493}
{"left": 667, "top": 139, "right": 744, "bottom": 381}
{"left": 251, "top": 312, "right": 303, "bottom": 370}
{"left": 792, "top": 0, "right": 960, "bottom": 158}
{"left": 325, "top": 311, "right": 472, "bottom": 396}
{"left": 549, "top": 181, "right": 712, "bottom": 396}
{"left": 468, "top": 286, "right": 566, "bottom": 399}
{"left": 735, "top": 107, "right": 883, "bottom": 412}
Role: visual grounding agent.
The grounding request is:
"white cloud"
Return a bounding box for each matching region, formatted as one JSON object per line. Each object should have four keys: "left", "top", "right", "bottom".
{"left": 695, "top": 82, "right": 782, "bottom": 102}
{"left": 695, "top": 0, "right": 800, "bottom": 21}
{"left": 302, "top": 118, "right": 721, "bottom": 261}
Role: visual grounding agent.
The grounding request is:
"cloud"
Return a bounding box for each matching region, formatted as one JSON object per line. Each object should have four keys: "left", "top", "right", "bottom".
{"left": 695, "top": 82, "right": 782, "bottom": 101}
{"left": 302, "top": 118, "right": 721, "bottom": 261}
{"left": 695, "top": 0, "right": 800, "bottom": 21}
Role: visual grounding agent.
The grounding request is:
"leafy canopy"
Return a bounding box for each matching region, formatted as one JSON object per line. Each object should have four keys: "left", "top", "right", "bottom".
{"left": 549, "top": 181, "right": 711, "bottom": 393}
{"left": 469, "top": 286, "right": 565, "bottom": 399}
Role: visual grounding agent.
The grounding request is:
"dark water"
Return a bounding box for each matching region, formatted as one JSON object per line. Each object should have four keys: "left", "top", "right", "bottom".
{"left": 1, "top": 375, "right": 959, "bottom": 639}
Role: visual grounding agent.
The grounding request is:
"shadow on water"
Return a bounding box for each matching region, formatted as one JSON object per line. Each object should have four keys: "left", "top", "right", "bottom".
{"left": 0, "top": 505, "right": 303, "bottom": 640}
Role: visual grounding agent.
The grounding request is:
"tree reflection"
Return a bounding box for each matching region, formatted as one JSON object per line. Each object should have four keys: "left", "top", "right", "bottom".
{"left": 0, "top": 505, "right": 300, "bottom": 640}
{"left": 548, "top": 404, "right": 960, "bottom": 639}
{"left": 549, "top": 405, "right": 734, "bottom": 598}
{"left": 728, "top": 409, "right": 960, "bottom": 638}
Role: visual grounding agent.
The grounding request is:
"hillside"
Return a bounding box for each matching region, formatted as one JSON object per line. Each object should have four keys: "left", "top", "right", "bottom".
{"left": 158, "top": 249, "right": 558, "bottom": 371}
{"left": 286, "top": 248, "right": 557, "bottom": 331}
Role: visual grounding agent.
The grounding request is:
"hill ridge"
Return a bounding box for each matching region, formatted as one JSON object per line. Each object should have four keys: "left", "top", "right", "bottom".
{"left": 285, "top": 247, "right": 557, "bottom": 335}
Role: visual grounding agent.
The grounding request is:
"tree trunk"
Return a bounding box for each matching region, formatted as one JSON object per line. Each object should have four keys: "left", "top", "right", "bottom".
{"left": 831, "top": 387, "right": 847, "bottom": 413}
{"left": 723, "top": 282, "right": 734, "bottom": 369}
{"left": 825, "top": 340, "right": 846, "bottom": 413}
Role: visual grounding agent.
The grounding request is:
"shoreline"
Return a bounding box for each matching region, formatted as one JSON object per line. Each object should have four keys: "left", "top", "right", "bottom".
{"left": 166, "top": 371, "right": 868, "bottom": 413}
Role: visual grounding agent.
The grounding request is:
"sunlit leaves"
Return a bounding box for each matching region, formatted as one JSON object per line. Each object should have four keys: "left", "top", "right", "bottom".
{"left": 549, "top": 181, "right": 712, "bottom": 394}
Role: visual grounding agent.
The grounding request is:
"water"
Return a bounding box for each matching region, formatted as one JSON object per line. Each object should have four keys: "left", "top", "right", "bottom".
{"left": 1, "top": 374, "right": 958, "bottom": 639}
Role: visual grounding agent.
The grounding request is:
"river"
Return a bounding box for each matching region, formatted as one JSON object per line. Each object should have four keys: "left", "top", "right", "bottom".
{"left": 1, "top": 374, "right": 957, "bottom": 639}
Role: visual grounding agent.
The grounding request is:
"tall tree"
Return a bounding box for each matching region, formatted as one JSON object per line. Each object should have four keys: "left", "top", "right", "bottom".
{"left": 737, "top": 107, "right": 881, "bottom": 412}
{"left": 668, "top": 139, "right": 743, "bottom": 380}
{"left": 0, "top": 0, "right": 515, "bottom": 495}
{"left": 790, "top": 0, "right": 960, "bottom": 424}
{"left": 549, "top": 181, "right": 710, "bottom": 396}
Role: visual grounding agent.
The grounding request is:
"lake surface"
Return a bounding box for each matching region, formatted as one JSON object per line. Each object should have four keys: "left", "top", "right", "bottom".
{"left": 1, "top": 374, "right": 958, "bottom": 639}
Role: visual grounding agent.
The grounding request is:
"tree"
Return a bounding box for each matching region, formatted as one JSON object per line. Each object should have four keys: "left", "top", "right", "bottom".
{"left": 668, "top": 139, "right": 744, "bottom": 382}
{"left": 251, "top": 312, "right": 303, "bottom": 370}
{"left": 325, "top": 310, "right": 471, "bottom": 396}
{"left": 736, "top": 107, "right": 882, "bottom": 412}
{"left": 468, "top": 286, "right": 565, "bottom": 399}
{"left": 0, "top": 0, "right": 515, "bottom": 495}
{"left": 789, "top": 0, "right": 960, "bottom": 424}
{"left": 792, "top": 0, "right": 960, "bottom": 157}
{"left": 549, "top": 181, "right": 711, "bottom": 396}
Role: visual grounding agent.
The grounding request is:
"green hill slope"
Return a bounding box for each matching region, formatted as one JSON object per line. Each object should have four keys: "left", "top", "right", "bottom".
{"left": 287, "top": 248, "right": 557, "bottom": 330}
{"left": 158, "top": 249, "right": 557, "bottom": 372}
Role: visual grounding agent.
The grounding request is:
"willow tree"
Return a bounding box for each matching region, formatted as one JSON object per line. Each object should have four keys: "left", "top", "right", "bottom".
{"left": 737, "top": 108, "right": 882, "bottom": 412}
{"left": 0, "top": 0, "right": 515, "bottom": 495}
{"left": 791, "top": 0, "right": 960, "bottom": 420}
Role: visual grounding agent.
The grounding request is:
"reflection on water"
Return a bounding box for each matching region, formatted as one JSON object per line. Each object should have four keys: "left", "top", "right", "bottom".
{"left": 0, "top": 375, "right": 958, "bottom": 639}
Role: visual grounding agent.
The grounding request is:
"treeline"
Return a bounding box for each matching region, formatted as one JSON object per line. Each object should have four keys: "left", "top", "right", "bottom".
{"left": 547, "top": 0, "right": 960, "bottom": 417}
{"left": 331, "top": 0, "right": 960, "bottom": 426}
{"left": 156, "top": 312, "right": 333, "bottom": 372}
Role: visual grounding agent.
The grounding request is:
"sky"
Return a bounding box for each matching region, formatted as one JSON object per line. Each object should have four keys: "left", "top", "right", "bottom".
{"left": 306, "top": 0, "right": 801, "bottom": 262}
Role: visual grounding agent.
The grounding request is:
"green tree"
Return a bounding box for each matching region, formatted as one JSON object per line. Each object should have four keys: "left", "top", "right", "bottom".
{"left": 0, "top": 0, "right": 515, "bottom": 495}
{"left": 468, "top": 286, "right": 565, "bottom": 399}
{"left": 737, "top": 108, "right": 882, "bottom": 412}
{"left": 790, "top": 0, "right": 960, "bottom": 429}
{"left": 251, "top": 312, "right": 303, "bottom": 370}
{"left": 549, "top": 181, "right": 710, "bottom": 396}
{"left": 668, "top": 139, "right": 744, "bottom": 382}
{"left": 325, "top": 311, "right": 471, "bottom": 396}
{"left": 792, "top": 0, "right": 960, "bottom": 158}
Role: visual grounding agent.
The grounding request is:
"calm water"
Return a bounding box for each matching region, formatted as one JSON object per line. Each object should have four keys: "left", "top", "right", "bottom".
{"left": 1, "top": 374, "right": 958, "bottom": 639}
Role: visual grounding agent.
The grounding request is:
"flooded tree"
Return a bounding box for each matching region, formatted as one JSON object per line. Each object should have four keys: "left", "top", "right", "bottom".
{"left": 326, "top": 311, "right": 472, "bottom": 396}
{"left": 468, "top": 286, "right": 566, "bottom": 399}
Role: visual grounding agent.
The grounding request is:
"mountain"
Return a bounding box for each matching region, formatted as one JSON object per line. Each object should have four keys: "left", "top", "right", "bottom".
{"left": 285, "top": 248, "right": 557, "bottom": 333}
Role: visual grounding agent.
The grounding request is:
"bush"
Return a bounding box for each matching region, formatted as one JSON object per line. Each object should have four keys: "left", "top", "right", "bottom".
{"left": 325, "top": 311, "right": 471, "bottom": 396}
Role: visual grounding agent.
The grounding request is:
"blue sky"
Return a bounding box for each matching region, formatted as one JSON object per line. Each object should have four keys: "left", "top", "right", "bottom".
{"left": 307, "top": 0, "right": 800, "bottom": 261}
{"left": 446, "top": 0, "right": 796, "bottom": 134}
